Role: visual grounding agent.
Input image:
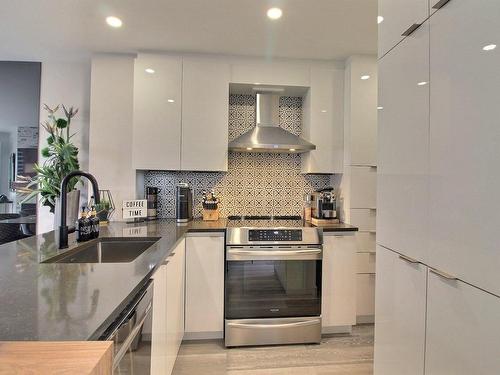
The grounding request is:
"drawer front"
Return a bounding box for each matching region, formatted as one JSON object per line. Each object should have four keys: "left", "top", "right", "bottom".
{"left": 350, "top": 209, "right": 376, "bottom": 232}
{"left": 350, "top": 166, "right": 377, "bottom": 209}
{"left": 357, "top": 253, "right": 376, "bottom": 274}
{"left": 356, "top": 231, "right": 376, "bottom": 253}
{"left": 356, "top": 273, "right": 376, "bottom": 317}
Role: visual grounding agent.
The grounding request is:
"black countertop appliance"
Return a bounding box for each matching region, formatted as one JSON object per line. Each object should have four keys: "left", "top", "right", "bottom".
{"left": 176, "top": 183, "right": 193, "bottom": 223}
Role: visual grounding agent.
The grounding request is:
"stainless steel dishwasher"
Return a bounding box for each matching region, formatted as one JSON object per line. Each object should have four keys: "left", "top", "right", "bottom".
{"left": 100, "top": 279, "right": 153, "bottom": 374}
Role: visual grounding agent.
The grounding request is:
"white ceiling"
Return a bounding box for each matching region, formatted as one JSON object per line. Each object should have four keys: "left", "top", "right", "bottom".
{"left": 0, "top": 0, "right": 377, "bottom": 62}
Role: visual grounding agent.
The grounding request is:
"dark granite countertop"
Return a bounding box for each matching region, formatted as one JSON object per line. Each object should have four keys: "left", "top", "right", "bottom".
{"left": 0, "top": 218, "right": 356, "bottom": 341}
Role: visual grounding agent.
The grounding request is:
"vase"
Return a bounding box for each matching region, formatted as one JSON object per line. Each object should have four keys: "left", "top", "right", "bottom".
{"left": 54, "top": 190, "right": 81, "bottom": 231}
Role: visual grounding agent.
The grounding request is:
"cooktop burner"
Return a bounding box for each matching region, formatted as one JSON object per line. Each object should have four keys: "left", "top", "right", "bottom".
{"left": 227, "top": 215, "right": 302, "bottom": 221}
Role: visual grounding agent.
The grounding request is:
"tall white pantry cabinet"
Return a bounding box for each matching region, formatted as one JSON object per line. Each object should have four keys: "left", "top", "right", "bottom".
{"left": 375, "top": 1, "right": 500, "bottom": 374}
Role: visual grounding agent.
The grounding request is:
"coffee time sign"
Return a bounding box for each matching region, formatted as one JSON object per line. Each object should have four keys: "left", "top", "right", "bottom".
{"left": 122, "top": 199, "right": 147, "bottom": 220}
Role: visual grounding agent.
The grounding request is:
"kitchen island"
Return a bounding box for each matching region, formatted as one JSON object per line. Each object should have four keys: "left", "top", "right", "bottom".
{"left": 0, "top": 219, "right": 357, "bottom": 342}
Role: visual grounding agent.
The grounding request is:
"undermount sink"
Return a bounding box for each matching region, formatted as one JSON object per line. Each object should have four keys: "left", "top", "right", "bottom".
{"left": 43, "top": 237, "right": 161, "bottom": 264}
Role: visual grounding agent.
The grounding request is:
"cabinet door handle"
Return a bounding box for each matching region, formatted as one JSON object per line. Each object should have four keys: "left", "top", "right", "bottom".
{"left": 401, "top": 23, "right": 422, "bottom": 37}
{"left": 432, "top": 0, "right": 452, "bottom": 10}
{"left": 398, "top": 254, "right": 419, "bottom": 264}
{"left": 430, "top": 268, "right": 457, "bottom": 280}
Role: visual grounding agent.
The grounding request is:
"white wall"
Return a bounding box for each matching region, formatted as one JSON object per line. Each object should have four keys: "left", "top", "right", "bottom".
{"left": 37, "top": 60, "right": 91, "bottom": 233}
{"left": 89, "top": 54, "right": 136, "bottom": 221}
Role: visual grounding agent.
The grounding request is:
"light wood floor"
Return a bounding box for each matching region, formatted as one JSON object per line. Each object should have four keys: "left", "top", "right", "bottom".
{"left": 172, "top": 324, "right": 374, "bottom": 375}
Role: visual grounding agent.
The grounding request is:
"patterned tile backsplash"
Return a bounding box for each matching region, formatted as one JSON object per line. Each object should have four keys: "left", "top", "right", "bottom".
{"left": 144, "top": 94, "right": 338, "bottom": 218}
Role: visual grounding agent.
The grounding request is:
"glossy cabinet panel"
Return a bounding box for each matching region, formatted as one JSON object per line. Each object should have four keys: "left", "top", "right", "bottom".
{"left": 181, "top": 58, "right": 230, "bottom": 171}
{"left": 350, "top": 209, "right": 376, "bottom": 232}
{"left": 377, "top": 21, "right": 429, "bottom": 263}
{"left": 185, "top": 235, "right": 224, "bottom": 338}
{"left": 350, "top": 166, "right": 377, "bottom": 208}
{"left": 425, "top": 271, "right": 500, "bottom": 374}
{"left": 165, "top": 239, "right": 185, "bottom": 375}
{"left": 378, "top": 0, "right": 428, "bottom": 57}
{"left": 374, "top": 246, "right": 427, "bottom": 375}
{"left": 322, "top": 234, "right": 357, "bottom": 328}
{"left": 356, "top": 252, "right": 376, "bottom": 274}
{"left": 301, "top": 68, "right": 343, "bottom": 174}
{"left": 150, "top": 264, "right": 167, "bottom": 375}
{"left": 133, "top": 54, "right": 182, "bottom": 170}
{"left": 355, "top": 232, "right": 376, "bottom": 253}
{"left": 346, "top": 56, "right": 378, "bottom": 167}
{"left": 429, "top": 0, "right": 500, "bottom": 296}
{"left": 356, "top": 274, "right": 375, "bottom": 319}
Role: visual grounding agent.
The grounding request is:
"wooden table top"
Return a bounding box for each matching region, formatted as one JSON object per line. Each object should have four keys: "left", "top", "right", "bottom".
{"left": 0, "top": 341, "right": 113, "bottom": 375}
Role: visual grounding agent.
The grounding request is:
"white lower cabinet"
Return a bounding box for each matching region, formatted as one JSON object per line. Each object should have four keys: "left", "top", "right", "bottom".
{"left": 165, "top": 239, "right": 185, "bottom": 375}
{"left": 185, "top": 234, "right": 225, "bottom": 339}
{"left": 321, "top": 233, "right": 357, "bottom": 332}
{"left": 150, "top": 263, "right": 168, "bottom": 374}
{"left": 425, "top": 271, "right": 500, "bottom": 375}
{"left": 374, "top": 245, "right": 427, "bottom": 375}
{"left": 150, "top": 239, "right": 185, "bottom": 375}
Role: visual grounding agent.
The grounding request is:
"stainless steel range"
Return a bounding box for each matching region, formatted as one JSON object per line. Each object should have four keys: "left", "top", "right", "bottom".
{"left": 224, "top": 216, "right": 323, "bottom": 347}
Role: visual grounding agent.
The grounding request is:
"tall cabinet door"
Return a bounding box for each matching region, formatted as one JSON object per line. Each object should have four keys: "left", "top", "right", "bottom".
{"left": 181, "top": 58, "right": 230, "bottom": 172}
{"left": 374, "top": 245, "right": 427, "bottom": 375}
{"left": 322, "top": 234, "right": 357, "bottom": 328}
{"left": 429, "top": 0, "right": 500, "bottom": 297}
{"left": 185, "top": 235, "right": 225, "bottom": 338}
{"left": 378, "top": 0, "right": 428, "bottom": 57}
{"left": 150, "top": 264, "right": 167, "bottom": 375}
{"left": 133, "top": 54, "right": 182, "bottom": 170}
{"left": 425, "top": 271, "right": 500, "bottom": 374}
{"left": 377, "top": 20, "right": 429, "bottom": 263}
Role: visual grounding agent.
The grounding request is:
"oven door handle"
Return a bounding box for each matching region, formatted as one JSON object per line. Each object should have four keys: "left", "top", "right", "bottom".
{"left": 227, "top": 319, "right": 321, "bottom": 330}
{"left": 227, "top": 248, "right": 322, "bottom": 260}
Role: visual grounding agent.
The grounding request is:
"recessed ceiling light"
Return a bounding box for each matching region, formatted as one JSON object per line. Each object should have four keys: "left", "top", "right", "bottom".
{"left": 167, "top": 99, "right": 175, "bottom": 103}
{"left": 377, "top": 106, "right": 384, "bottom": 110}
{"left": 289, "top": 148, "right": 296, "bottom": 152}
{"left": 483, "top": 44, "right": 497, "bottom": 51}
{"left": 254, "top": 82, "right": 261, "bottom": 85}
{"left": 361, "top": 75, "right": 370, "bottom": 80}
{"left": 106, "top": 16, "right": 123, "bottom": 28}
{"left": 417, "top": 81, "right": 428, "bottom": 86}
{"left": 267, "top": 7, "right": 283, "bottom": 20}
{"left": 145, "top": 68, "right": 155, "bottom": 74}
{"left": 246, "top": 147, "right": 253, "bottom": 151}
{"left": 377, "top": 16, "right": 384, "bottom": 24}
{"left": 321, "top": 110, "right": 327, "bottom": 113}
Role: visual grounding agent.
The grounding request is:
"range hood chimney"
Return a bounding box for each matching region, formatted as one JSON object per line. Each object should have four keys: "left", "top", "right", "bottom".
{"left": 228, "top": 93, "right": 316, "bottom": 153}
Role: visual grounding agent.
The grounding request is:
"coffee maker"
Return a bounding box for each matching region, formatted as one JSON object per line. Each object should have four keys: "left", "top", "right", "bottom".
{"left": 311, "top": 188, "right": 337, "bottom": 220}
{"left": 176, "top": 183, "right": 193, "bottom": 223}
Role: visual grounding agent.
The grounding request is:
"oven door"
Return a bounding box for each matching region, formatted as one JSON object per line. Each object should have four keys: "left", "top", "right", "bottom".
{"left": 225, "top": 246, "right": 322, "bottom": 320}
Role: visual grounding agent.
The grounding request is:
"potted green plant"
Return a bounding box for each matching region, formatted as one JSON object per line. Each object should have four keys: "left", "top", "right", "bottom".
{"left": 23, "top": 104, "right": 82, "bottom": 227}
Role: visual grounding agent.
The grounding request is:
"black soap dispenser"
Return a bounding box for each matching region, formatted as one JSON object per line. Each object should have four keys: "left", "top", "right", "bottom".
{"left": 89, "top": 205, "right": 100, "bottom": 239}
{"left": 77, "top": 207, "right": 91, "bottom": 242}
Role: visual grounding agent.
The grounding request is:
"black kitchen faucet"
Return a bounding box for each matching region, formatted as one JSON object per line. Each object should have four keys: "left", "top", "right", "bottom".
{"left": 59, "top": 171, "right": 100, "bottom": 249}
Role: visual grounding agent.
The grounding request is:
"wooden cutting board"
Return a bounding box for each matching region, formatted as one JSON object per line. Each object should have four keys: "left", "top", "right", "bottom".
{"left": 311, "top": 217, "right": 340, "bottom": 227}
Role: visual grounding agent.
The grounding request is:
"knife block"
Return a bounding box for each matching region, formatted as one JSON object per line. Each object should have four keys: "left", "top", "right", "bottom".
{"left": 202, "top": 208, "right": 220, "bottom": 221}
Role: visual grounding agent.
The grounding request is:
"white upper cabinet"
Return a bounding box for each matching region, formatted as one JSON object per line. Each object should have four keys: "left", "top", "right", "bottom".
{"left": 377, "top": 21, "right": 429, "bottom": 263}
{"left": 374, "top": 246, "right": 427, "bottom": 375}
{"left": 378, "top": 0, "right": 428, "bottom": 57}
{"left": 429, "top": 0, "right": 500, "bottom": 297}
{"left": 230, "top": 61, "right": 310, "bottom": 87}
{"left": 345, "top": 56, "right": 378, "bottom": 167}
{"left": 181, "top": 58, "right": 230, "bottom": 172}
{"left": 301, "top": 67, "right": 343, "bottom": 174}
{"left": 425, "top": 270, "right": 500, "bottom": 375}
{"left": 133, "top": 54, "right": 182, "bottom": 170}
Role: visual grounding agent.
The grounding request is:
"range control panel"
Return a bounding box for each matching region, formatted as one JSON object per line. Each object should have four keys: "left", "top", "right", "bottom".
{"left": 248, "top": 229, "right": 303, "bottom": 242}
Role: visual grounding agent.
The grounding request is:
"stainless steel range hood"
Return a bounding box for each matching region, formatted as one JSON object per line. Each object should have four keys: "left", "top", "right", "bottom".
{"left": 228, "top": 93, "right": 316, "bottom": 153}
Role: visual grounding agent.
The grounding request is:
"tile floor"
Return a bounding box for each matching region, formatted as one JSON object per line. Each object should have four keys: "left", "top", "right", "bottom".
{"left": 172, "top": 324, "right": 374, "bottom": 375}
